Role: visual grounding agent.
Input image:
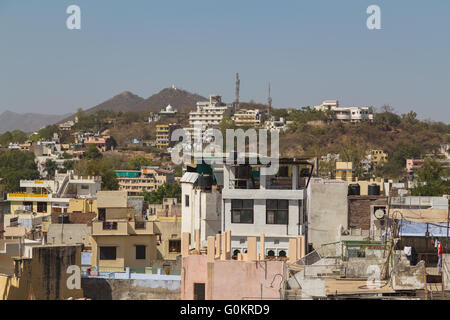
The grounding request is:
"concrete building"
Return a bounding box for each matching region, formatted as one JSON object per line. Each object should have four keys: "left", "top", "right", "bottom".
{"left": 0, "top": 244, "right": 84, "bottom": 300}
{"left": 148, "top": 198, "right": 181, "bottom": 218}
{"left": 6, "top": 171, "right": 101, "bottom": 217}
{"left": 313, "top": 101, "right": 374, "bottom": 123}
{"left": 84, "top": 135, "right": 115, "bottom": 152}
{"left": 406, "top": 158, "right": 425, "bottom": 173}
{"left": 369, "top": 149, "right": 388, "bottom": 164}
{"left": 334, "top": 162, "right": 355, "bottom": 182}
{"left": 221, "top": 158, "right": 312, "bottom": 257}
{"left": 189, "top": 95, "right": 233, "bottom": 129}
{"left": 156, "top": 124, "right": 181, "bottom": 149}
{"left": 115, "top": 167, "right": 174, "bottom": 195}
{"left": 181, "top": 172, "right": 222, "bottom": 250}
{"left": 233, "top": 109, "right": 264, "bottom": 127}
{"left": 89, "top": 191, "right": 157, "bottom": 272}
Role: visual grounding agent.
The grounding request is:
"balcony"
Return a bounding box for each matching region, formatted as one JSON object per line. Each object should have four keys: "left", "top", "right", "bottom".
{"left": 92, "top": 220, "right": 154, "bottom": 236}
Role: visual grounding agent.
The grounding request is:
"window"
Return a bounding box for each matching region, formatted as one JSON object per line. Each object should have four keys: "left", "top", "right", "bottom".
{"left": 185, "top": 195, "right": 189, "bottom": 207}
{"left": 231, "top": 199, "right": 254, "bottom": 224}
{"left": 279, "top": 250, "right": 287, "bottom": 257}
{"left": 37, "top": 202, "right": 47, "bottom": 213}
{"left": 169, "top": 240, "right": 181, "bottom": 253}
{"left": 136, "top": 245, "right": 146, "bottom": 259}
{"left": 266, "top": 200, "right": 289, "bottom": 224}
{"left": 81, "top": 185, "right": 89, "bottom": 190}
{"left": 23, "top": 202, "right": 33, "bottom": 212}
{"left": 103, "top": 222, "right": 118, "bottom": 230}
{"left": 99, "top": 247, "right": 116, "bottom": 260}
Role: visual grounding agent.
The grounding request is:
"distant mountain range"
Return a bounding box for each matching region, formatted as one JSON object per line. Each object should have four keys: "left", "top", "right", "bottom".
{"left": 0, "top": 111, "right": 70, "bottom": 134}
{"left": 0, "top": 87, "right": 208, "bottom": 133}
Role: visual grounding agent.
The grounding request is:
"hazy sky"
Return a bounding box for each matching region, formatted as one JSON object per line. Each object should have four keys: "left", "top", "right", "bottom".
{"left": 0, "top": 0, "right": 449, "bottom": 123}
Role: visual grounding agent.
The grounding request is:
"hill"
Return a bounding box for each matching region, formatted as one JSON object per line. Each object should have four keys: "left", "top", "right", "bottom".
{"left": 134, "top": 87, "right": 206, "bottom": 112}
{"left": 77, "top": 91, "right": 144, "bottom": 116}
{"left": 0, "top": 110, "right": 70, "bottom": 134}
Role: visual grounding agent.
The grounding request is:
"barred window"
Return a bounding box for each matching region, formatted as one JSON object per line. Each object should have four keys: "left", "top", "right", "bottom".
{"left": 266, "top": 200, "right": 288, "bottom": 225}
{"left": 231, "top": 199, "right": 254, "bottom": 224}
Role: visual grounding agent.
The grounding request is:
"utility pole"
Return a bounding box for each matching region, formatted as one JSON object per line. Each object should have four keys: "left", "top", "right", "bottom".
{"left": 267, "top": 83, "right": 272, "bottom": 119}
{"left": 234, "top": 73, "right": 240, "bottom": 112}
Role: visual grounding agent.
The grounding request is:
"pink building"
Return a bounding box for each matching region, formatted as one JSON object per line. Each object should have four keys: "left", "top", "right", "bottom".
{"left": 406, "top": 159, "right": 425, "bottom": 173}
{"left": 84, "top": 135, "right": 114, "bottom": 152}
{"left": 180, "top": 231, "right": 305, "bottom": 300}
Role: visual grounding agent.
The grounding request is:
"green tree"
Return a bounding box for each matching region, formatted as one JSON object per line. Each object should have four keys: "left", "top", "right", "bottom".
{"left": 411, "top": 159, "right": 450, "bottom": 196}
{"left": 140, "top": 182, "right": 181, "bottom": 204}
{"left": 127, "top": 155, "right": 152, "bottom": 170}
{"left": 74, "top": 158, "right": 119, "bottom": 191}
{"left": 63, "top": 160, "right": 74, "bottom": 172}
{"left": 85, "top": 144, "right": 102, "bottom": 160}
{"left": 44, "top": 159, "right": 58, "bottom": 178}
{"left": 0, "top": 150, "right": 40, "bottom": 192}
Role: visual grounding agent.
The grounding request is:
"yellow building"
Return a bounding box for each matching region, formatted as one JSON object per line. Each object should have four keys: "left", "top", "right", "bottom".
{"left": 155, "top": 124, "right": 180, "bottom": 149}
{"left": 68, "top": 198, "right": 97, "bottom": 214}
{"left": 370, "top": 150, "right": 388, "bottom": 164}
{"left": 334, "top": 162, "right": 355, "bottom": 182}
{"left": 89, "top": 191, "right": 157, "bottom": 272}
{"left": 153, "top": 216, "right": 182, "bottom": 262}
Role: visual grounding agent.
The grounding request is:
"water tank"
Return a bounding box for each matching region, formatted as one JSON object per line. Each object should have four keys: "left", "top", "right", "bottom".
{"left": 348, "top": 184, "right": 360, "bottom": 196}
{"left": 368, "top": 184, "right": 381, "bottom": 196}
{"left": 197, "top": 175, "right": 213, "bottom": 188}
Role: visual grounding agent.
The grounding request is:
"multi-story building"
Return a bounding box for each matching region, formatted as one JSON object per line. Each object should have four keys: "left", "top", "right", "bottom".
{"left": 84, "top": 135, "right": 115, "bottom": 152}
{"left": 233, "top": 109, "right": 265, "bottom": 127}
{"left": 406, "top": 159, "right": 425, "bottom": 173}
{"left": 115, "top": 167, "right": 174, "bottom": 195}
{"left": 6, "top": 171, "right": 101, "bottom": 217}
{"left": 333, "top": 106, "right": 375, "bottom": 122}
{"left": 189, "top": 95, "right": 233, "bottom": 129}
{"left": 155, "top": 123, "right": 181, "bottom": 149}
{"left": 159, "top": 104, "right": 178, "bottom": 117}
{"left": 89, "top": 191, "right": 157, "bottom": 272}
{"left": 313, "top": 100, "right": 375, "bottom": 123}
{"left": 369, "top": 150, "right": 388, "bottom": 165}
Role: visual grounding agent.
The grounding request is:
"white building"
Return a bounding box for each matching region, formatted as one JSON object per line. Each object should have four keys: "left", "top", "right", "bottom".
{"left": 189, "top": 95, "right": 233, "bottom": 129}
{"left": 313, "top": 100, "right": 375, "bottom": 123}
{"left": 221, "top": 158, "right": 311, "bottom": 257}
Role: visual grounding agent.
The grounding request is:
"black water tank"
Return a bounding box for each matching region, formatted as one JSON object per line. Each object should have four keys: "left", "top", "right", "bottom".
{"left": 348, "top": 184, "right": 360, "bottom": 196}
{"left": 198, "top": 175, "right": 213, "bottom": 188}
{"left": 368, "top": 184, "right": 381, "bottom": 196}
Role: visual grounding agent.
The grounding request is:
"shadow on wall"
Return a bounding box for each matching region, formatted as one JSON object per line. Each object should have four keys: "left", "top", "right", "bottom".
{"left": 81, "top": 278, "right": 112, "bottom": 300}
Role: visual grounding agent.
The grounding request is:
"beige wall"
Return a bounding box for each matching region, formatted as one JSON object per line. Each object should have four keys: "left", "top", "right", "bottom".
{"left": 90, "top": 235, "right": 157, "bottom": 270}
{"left": 154, "top": 220, "right": 181, "bottom": 261}
{"left": 68, "top": 199, "right": 97, "bottom": 214}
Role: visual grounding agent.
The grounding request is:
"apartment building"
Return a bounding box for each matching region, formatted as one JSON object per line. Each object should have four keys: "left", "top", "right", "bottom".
{"left": 84, "top": 135, "right": 115, "bottom": 152}
{"left": 90, "top": 191, "right": 157, "bottom": 272}
{"left": 6, "top": 171, "right": 101, "bottom": 217}
{"left": 189, "top": 95, "right": 233, "bottom": 129}
{"left": 115, "top": 167, "right": 174, "bottom": 195}
{"left": 369, "top": 149, "right": 388, "bottom": 164}
{"left": 221, "top": 158, "right": 313, "bottom": 257}
{"left": 233, "top": 109, "right": 264, "bottom": 127}
{"left": 313, "top": 100, "right": 375, "bottom": 122}
{"left": 406, "top": 159, "right": 425, "bottom": 173}
{"left": 156, "top": 123, "right": 181, "bottom": 149}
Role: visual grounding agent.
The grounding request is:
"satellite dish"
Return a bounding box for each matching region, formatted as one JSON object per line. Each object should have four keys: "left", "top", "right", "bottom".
{"left": 374, "top": 209, "right": 385, "bottom": 220}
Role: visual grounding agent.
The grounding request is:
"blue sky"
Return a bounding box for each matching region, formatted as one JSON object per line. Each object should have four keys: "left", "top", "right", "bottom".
{"left": 0, "top": 0, "right": 449, "bottom": 123}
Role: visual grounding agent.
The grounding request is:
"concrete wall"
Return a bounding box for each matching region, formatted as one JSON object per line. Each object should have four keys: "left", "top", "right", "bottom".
{"left": 81, "top": 277, "right": 180, "bottom": 300}
{"left": 47, "top": 224, "right": 91, "bottom": 246}
{"left": 181, "top": 255, "right": 283, "bottom": 300}
{"left": 0, "top": 245, "right": 83, "bottom": 300}
{"left": 307, "top": 179, "right": 348, "bottom": 250}
{"left": 90, "top": 235, "right": 157, "bottom": 270}
{"left": 153, "top": 220, "right": 181, "bottom": 261}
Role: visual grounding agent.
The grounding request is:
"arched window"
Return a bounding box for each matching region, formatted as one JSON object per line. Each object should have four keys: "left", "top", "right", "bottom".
{"left": 233, "top": 249, "right": 241, "bottom": 256}
{"left": 279, "top": 250, "right": 286, "bottom": 257}
{"left": 267, "top": 250, "right": 275, "bottom": 257}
